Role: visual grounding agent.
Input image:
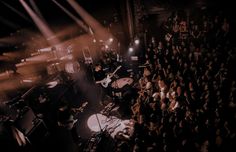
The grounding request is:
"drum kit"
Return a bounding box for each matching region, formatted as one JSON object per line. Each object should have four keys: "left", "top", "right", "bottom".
{"left": 88, "top": 68, "right": 135, "bottom": 139}
{"left": 111, "top": 77, "right": 133, "bottom": 89}
{"left": 108, "top": 77, "right": 133, "bottom": 99}
{"left": 47, "top": 61, "right": 80, "bottom": 75}
{"left": 86, "top": 101, "right": 134, "bottom": 146}
{"left": 87, "top": 65, "right": 140, "bottom": 142}
{"left": 94, "top": 64, "right": 135, "bottom": 99}
{"left": 87, "top": 113, "right": 134, "bottom": 138}
{"left": 89, "top": 71, "right": 135, "bottom": 139}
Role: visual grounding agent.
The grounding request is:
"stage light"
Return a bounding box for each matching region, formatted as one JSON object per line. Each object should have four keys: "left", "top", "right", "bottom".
{"left": 52, "top": 0, "right": 88, "bottom": 32}
{"left": 105, "top": 45, "right": 109, "bottom": 49}
{"left": 129, "top": 47, "right": 134, "bottom": 52}
{"left": 93, "top": 39, "right": 96, "bottom": 43}
{"left": 67, "top": 0, "right": 113, "bottom": 40}
{"left": 134, "top": 39, "right": 140, "bottom": 45}
{"left": 19, "top": 0, "right": 60, "bottom": 45}
{"left": 109, "top": 38, "right": 113, "bottom": 42}
{"left": 22, "top": 79, "right": 33, "bottom": 83}
{"left": 38, "top": 47, "right": 52, "bottom": 53}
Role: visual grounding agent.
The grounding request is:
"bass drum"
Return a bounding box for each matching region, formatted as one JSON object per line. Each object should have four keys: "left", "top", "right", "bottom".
{"left": 87, "top": 113, "right": 133, "bottom": 138}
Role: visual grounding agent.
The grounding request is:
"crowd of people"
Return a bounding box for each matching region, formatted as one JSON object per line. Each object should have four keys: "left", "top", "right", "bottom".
{"left": 1, "top": 5, "right": 236, "bottom": 152}
{"left": 112, "top": 8, "right": 236, "bottom": 152}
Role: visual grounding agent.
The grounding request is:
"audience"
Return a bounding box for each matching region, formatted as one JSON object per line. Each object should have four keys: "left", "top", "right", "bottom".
{"left": 113, "top": 8, "right": 236, "bottom": 152}
{"left": 1, "top": 6, "right": 235, "bottom": 152}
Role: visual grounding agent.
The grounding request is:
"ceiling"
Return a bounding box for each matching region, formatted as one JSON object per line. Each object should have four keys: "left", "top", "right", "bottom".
{"left": 0, "top": 0, "right": 234, "bottom": 38}
{"left": 0, "top": 0, "right": 120, "bottom": 35}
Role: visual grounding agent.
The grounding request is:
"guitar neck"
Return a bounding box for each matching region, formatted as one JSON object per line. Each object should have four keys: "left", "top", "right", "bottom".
{"left": 95, "top": 66, "right": 121, "bottom": 87}
{"left": 110, "top": 66, "right": 121, "bottom": 77}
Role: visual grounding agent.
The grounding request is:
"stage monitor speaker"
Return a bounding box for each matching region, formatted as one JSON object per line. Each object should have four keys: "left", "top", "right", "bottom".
{"left": 26, "top": 119, "right": 48, "bottom": 144}
{"left": 14, "top": 106, "right": 37, "bottom": 135}
{"left": 14, "top": 106, "right": 48, "bottom": 144}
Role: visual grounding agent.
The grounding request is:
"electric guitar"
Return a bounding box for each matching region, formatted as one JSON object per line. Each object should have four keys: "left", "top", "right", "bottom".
{"left": 96, "top": 65, "right": 122, "bottom": 88}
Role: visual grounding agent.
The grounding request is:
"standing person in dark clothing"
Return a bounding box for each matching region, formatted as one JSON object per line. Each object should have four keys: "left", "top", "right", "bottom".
{"left": 93, "top": 64, "right": 106, "bottom": 82}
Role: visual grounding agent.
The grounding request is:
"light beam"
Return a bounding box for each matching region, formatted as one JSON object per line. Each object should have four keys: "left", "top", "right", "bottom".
{"left": 52, "top": 0, "right": 89, "bottom": 32}
{"left": 19, "top": 0, "right": 60, "bottom": 46}
{"left": 67, "top": 0, "right": 113, "bottom": 40}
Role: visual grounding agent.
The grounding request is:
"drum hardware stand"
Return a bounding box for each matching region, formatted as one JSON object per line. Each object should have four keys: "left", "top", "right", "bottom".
{"left": 100, "top": 102, "right": 116, "bottom": 116}
{"left": 106, "top": 120, "right": 121, "bottom": 134}
{"left": 113, "top": 76, "right": 119, "bottom": 89}
{"left": 89, "top": 63, "right": 96, "bottom": 82}
{"left": 95, "top": 113, "right": 103, "bottom": 132}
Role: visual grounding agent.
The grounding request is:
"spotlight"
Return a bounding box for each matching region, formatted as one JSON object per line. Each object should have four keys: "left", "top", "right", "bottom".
{"left": 22, "top": 79, "right": 33, "bottom": 83}
{"left": 93, "top": 39, "right": 96, "bottom": 43}
{"left": 129, "top": 47, "right": 134, "bottom": 52}
{"left": 134, "top": 39, "right": 140, "bottom": 45}
{"left": 105, "top": 45, "right": 109, "bottom": 49}
{"left": 109, "top": 38, "right": 113, "bottom": 42}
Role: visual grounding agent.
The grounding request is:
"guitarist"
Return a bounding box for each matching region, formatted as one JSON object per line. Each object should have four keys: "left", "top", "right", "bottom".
{"left": 93, "top": 64, "right": 106, "bottom": 82}
{"left": 95, "top": 65, "right": 122, "bottom": 88}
